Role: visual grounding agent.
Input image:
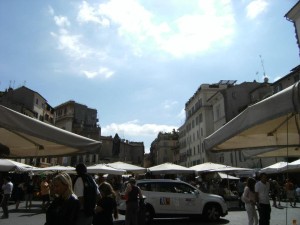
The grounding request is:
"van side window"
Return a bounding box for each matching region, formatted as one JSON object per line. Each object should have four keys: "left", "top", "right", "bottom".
{"left": 173, "top": 183, "right": 196, "bottom": 194}
{"left": 139, "top": 183, "right": 151, "bottom": 191}
{"left": 155, "top": 183, "right": 174, "bottom": 193}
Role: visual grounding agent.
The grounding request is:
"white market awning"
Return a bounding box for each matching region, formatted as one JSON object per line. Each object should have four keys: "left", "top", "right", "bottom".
{"left": 0, "top": 105, "right": 102, "bottom": 158}
{"left": 203, "top": 82, "right": 300, "bottom": 158}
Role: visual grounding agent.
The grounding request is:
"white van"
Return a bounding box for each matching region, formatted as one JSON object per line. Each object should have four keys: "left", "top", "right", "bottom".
{"left": 118, "top": 179, "right": 228, "bottom": 223}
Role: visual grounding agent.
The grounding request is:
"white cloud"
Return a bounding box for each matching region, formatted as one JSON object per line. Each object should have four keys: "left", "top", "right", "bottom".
{"left": 99, "top": 67, "right": 114, "bottom": 78}
{"left": 77, "top": 0, "right": 236, "bottom": 58}
{"left": 162, "top": 100, "right": 178, "bottom": 110}
{"left": 54, "top": 16, "right": 71, "bottom": 27}
{"left": 246, "top": 0, "right": 268, "bottom": 20}
{"left": 102, "top": 120, "right": 178, "bottom": 152}
{"left": 77, "top": 1, "right": 110, "bottom": 26}
{"left": 81, "top": 67, "right": 115, "bottom": 79}
{"left": 81, "top": 70, "right": 98, "bottom": 78}
{"left": 51, "top": 30, "right": 90, "bottom": 59}
{"left": 177, "top": 108, "right": 186, "bottom": 122}
{"left": 48, "top": 5, "right": 54, "bottom": 15}
{"left": 102, "top": 120, "right": 177, "bottom": 137}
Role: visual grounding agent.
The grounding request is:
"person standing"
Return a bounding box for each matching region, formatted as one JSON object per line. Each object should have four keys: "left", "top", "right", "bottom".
{"left": 24, "top": 178, "right": 34, "bottom": 209}
{"left": 242, "top": 177, "right": 258, "bottom": 225}
{"left": 1, "top": 176, "right": 13, "bottom": 219}
{"left": 125, "top": 177, "right": 143, "bottom": 225}
{"left": 93, "top": 182, "right": 118, "bottom": 225}
{"left": 295, "top": 184, "right": 300, "bottom": 206}
{"left": 285, "top": 178, "right": 295, "bottom": 207}
{"left": 272, "top": 180, "right": 281, "bottom": 207}
{"left": 40, "top": 177, "right": 51, "bottom": 210}
{"left": 255, "top": 173, "right": 271, "bottom": 225}
{"left": 237, "top": 178, "right": 246, "bottom": 209}
{"left": 73, "top": 163, "right": 100, "bottom": 225}
{"left": 14, "top": 181, "right": 25, "bottom": 210}
{"left": 45, "top": 173, "right": 80, "bottom": 225}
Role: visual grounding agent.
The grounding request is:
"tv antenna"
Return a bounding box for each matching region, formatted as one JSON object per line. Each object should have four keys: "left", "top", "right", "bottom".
{"left": 259, "top": 55, "right": 266, "bottom": 77}
{"left": 259, "top": 55, "right": 269, "bottom": 83}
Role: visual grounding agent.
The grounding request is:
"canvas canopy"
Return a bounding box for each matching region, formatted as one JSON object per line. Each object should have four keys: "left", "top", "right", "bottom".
{"left": 86, "top": 164, "right": 126, "bottom": 175}
{"left": 107, "top": 161, "right": 147, "bottom": 173}
{"left": 218, "top": 172, "right": 239, "bottom": 180}
{"left": 0, "top": 105, "right": 102, "bottom": 158}
{"left": 287, "top": 158, "right": 300, "bottom": 169}
{"left": 259, "top": 161, "right": 288, "bottom": 174}
{"left": 190, "top": 162, "right": 251, "bottom": 173}
{"left": 147, "top": 162, "right": 195, "bottom": 175}
{"left": 31, "top": 165, "right": 76, "bottom": 174}
{"left": 190, "top": 162, "right": 229, "bottom": 172}
{"left": 0, "top": 159, "right": 36, "bottom": 172}
{"left": 203, "top": 82, "right": 300, "bottom": 157}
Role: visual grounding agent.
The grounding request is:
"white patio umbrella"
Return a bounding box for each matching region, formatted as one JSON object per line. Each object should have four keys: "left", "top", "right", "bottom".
{"left": 107, "top": 161, "right": 147, "bottom": 174}
{"left": 218, "top": 172, "right": 240, "bottom": 180}
{"left": 190, "top": 162, "right": 251, "bottom": 173}
{"left": 86, "top": 164, "right": 126, "bottom": 175}
{"left": 259, "top": 161, "right": 288, "bottom": 174}
{"left": 288, "top": 159, "right": 300, "bottom": 169}
{"left": 282, "top": 159, "right": 300, "bottom": 172}
{"left": 31, "top": 165, "right": 76, "bottom": 174}
{"left": 0, "top": 159, "right": 36, "bottom": 172}
{"left": 147, "top": 162, "right": 194, "bottom": 175}
{"left": 190, "top": 162, "right": 229, "bottom": 173}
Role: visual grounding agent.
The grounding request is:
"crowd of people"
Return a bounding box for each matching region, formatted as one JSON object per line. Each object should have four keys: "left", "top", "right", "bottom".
{"left": 0, "top": 163, "right": 142, "bottom": 225}
{"left": 1, "top": 165, "right": 300, "bottom": 225}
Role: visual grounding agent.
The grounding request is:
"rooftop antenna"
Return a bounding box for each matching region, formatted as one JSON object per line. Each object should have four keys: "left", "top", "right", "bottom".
{"left": 259, "top": 55, "right": 269, "bottom": 83}
{"left": 259, "top": 55, "right": 266, "bottom": 77}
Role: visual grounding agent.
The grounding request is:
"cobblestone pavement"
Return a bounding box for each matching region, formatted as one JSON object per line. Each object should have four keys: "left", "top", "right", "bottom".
{"left": 0, "top": 201, "right": 299, "bottom": 225}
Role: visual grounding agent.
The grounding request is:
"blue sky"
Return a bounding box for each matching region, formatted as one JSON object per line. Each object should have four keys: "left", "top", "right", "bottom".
{"left": 0, "top": 0, "right": 299, "bottom": 153}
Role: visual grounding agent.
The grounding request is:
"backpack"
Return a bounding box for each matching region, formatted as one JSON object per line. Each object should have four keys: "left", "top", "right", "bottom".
{"left": 75, "top": 174, "right": 98, "bottom": 216}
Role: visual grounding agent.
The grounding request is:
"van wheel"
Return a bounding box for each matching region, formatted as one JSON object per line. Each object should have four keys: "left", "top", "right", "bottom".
{"left": 144, "top": 204, "right": 154, "bottom": 224}
{"left": 203, "top": 204, "right": 221, "bottom": 222}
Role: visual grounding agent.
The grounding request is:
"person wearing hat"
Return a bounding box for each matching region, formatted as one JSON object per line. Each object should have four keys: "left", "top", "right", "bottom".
{"left": 124, "top": 177, "right": 142, "bottom": 225}
{"left": 1, "top": 176, "right": 13, "bottom": 219}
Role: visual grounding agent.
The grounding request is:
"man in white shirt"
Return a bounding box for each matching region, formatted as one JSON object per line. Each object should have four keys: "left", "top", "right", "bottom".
{"left": 73, "top": 163, "right": 100, "bottom": 225}
{"left": 1, "top": 176, "right": 13, "bottom": 219}
{"left": 255, "top": 173, "right": 271, "bottom": 225}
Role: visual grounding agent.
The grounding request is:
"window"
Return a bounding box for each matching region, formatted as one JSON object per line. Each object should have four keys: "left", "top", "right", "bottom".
{"left": 215, "top": 104, "right": 221, "bottom": 120}
{"left": 36, "top": 98, "right": 39, "bottom": 105}
{"left": 274, "top": 84, "right": 282, "bottom": 93}
{"left": 239, "top": 151, "right": 244, "bottom": 162}
{"left": 199, "top": 113, "right": 203, "bottom": 123}
{"left": 219, "top": 153, "right": 224, "bottom": 163}
{"left": 172, "top": 183, "right": 196, "bottom": 194}
{"left": 138, "top": 183, "right": 152, "bottom": 191}
{"left": 294, "top": 74, "right": 299, "bottom": 83}
{"left": 155, "top": 183, "right": 175, "bottom": 193}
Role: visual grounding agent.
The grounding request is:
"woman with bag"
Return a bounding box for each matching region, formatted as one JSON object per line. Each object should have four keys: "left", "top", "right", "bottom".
{"left": 242, "top": 177, "right": 258, "bottom": 225}
{"left": 93, "top": 182, "right": 118, "bottom": 225}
